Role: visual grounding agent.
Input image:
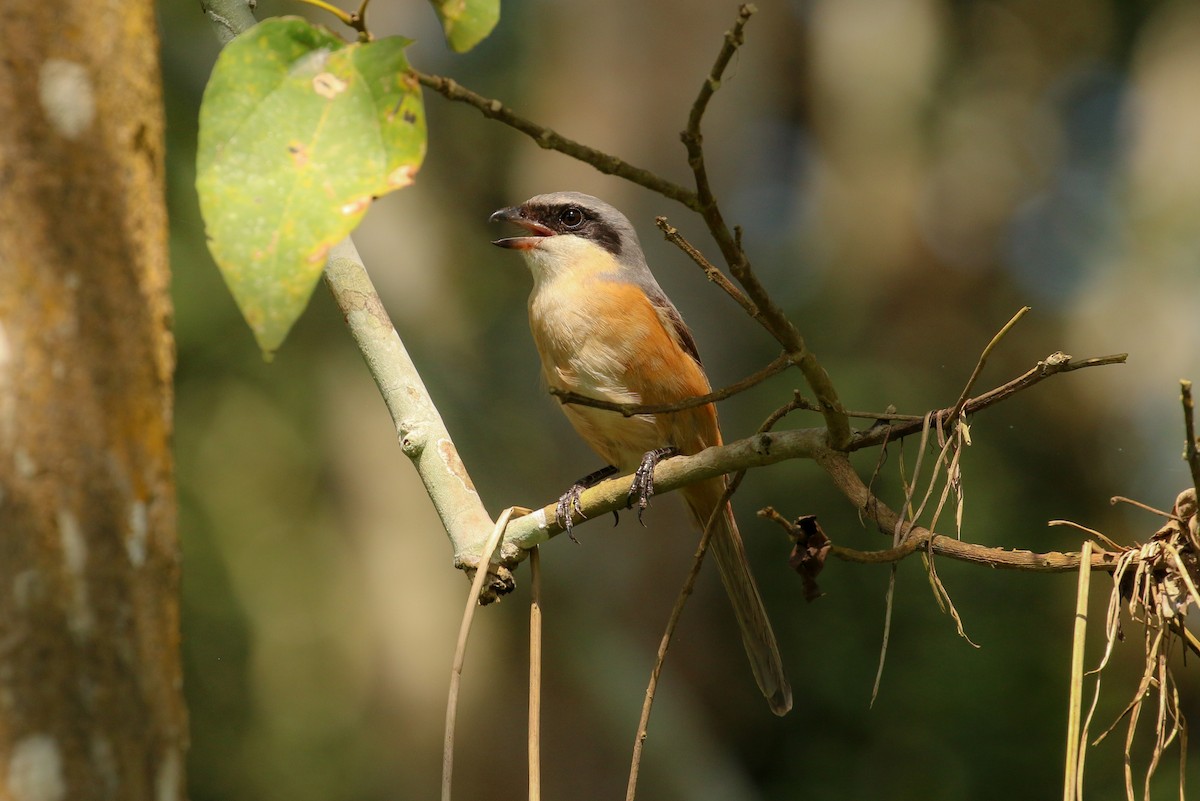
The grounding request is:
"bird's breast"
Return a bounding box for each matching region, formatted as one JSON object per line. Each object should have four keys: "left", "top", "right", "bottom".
{"left": 527, "top": 272, "right": 644, "bottom": 402}
{"left": 526, "top": 270, "right": 719, "bottom": 469}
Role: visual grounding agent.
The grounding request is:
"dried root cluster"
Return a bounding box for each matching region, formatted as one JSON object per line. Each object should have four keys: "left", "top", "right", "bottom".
{"left": 1082, "top": 488, "right": 1199, "bottom": 801}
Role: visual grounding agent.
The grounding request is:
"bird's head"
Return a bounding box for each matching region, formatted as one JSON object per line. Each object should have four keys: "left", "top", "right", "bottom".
{"left": 489, "top": 192, "right": 646, "bottom": 280}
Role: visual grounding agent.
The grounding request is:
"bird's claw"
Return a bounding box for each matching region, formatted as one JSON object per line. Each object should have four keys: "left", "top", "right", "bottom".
{"left": 555, "top": 484, "right": 587, "bottom": 542}
{"left": 555, "top": 465, "right": 620, "bottom": 541}
{"left": 627, "top": 447, "right": 679, "bottom": 526}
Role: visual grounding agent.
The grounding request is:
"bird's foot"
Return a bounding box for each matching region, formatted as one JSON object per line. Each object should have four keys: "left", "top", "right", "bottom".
{"left": 628, "top": 447, "right": 680, "bottom": 526}
{"left": 556, "top": 465, "right": 620, "bottom": 540}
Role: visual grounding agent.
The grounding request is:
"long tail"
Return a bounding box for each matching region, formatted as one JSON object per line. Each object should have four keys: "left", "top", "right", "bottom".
{"left": 683, "top": 479, "right": 792, "bottom": 716}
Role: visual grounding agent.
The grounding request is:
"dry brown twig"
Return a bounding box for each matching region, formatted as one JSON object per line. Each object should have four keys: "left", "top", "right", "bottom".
{"left": 1182, "top": 380, "right": 1200, "bottom": 499}
{"left": 655, "top": 216, "right": 760, "bottom": 321}
{"left": 851, "top": 351, "right": 1129, "bottom": 450}
{"left": 679, "top": 6, "right": 851, "bottom": 447}
{"left": 1085, "top": 514, "right": 1196, "bottom": 801}
{"left": 411, "top": 72, "right": 698, "bottom": 209}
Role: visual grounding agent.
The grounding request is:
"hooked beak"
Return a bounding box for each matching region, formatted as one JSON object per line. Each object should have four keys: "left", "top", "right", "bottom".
{"left": 489, "top": 206, "right": 553, "bottom": 250}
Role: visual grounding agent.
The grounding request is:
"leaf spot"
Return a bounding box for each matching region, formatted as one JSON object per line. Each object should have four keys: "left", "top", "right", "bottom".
{"left": 387, "top": 165, "right": 417, "bottom": 189}
{"left": 312, "top": 72, "right": 348, "bottom": 99}
{"left": 287, "top": 142, "right": 308, "bottom": 169}
{"left": 340, "top": 196, "right": 372, "bottom": 216}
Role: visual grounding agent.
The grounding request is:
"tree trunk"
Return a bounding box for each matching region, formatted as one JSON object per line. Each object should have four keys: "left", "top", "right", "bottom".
{"left": 0, "top": 1, "right": 185, "bottom": 799}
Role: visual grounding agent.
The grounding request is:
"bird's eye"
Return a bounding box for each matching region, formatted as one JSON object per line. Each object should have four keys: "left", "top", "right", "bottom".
{"left": 559, "top": 207, "right": 584, "bottom": 229}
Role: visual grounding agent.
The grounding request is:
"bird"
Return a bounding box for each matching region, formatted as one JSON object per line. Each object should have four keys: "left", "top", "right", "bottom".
{"left": 490, "top": 191, "right": 792, "bottom": 716}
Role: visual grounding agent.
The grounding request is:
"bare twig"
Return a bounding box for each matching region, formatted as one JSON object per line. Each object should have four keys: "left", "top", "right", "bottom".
{"left": 1182, "top": 380, "right": 1200, "bottom": 497}
{"left": 759, "top": 390, "right": 808, "bottom": 430}
{"left": 550, "top": 352, "right": 793, "bottom": 416}
{"left": 656, "top": 216, "right": 759, "bottom": 322}
{"left": 414, "top": 70, "right": 698, "bottom": 210}
{"left": 851, "top": 352, "right": 1129, "bottom": 450}
{"left": 813, "top": 449, "right": 1126, "bottom": 573}
{"left": 827, "top": 525, "right": 1123, "bottom": 571}
{"left": 950, "top": 306, "right": 1030, "bottom": 420}
{"left": 1049, "top": 520, "right": 1125, "bottom": 552}
{"left": 1110, "top": 495, "right": 1179, "bottom": 521}
{"left": 677, "top": 4, "right": 851, "bottom": 447}
{"left": 792, "top": 396, "right": 928, "bottom": 422}
{"left": 353, "top": 0, "right": 373, "bottom": 39}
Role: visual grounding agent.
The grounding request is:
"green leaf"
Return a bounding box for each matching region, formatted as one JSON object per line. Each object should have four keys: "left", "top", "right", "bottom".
{"left": 196, "top": 17, "right": 426, "bottom": 357}
{"left": 428, "top": 0, "right": 499, "bottom": 53}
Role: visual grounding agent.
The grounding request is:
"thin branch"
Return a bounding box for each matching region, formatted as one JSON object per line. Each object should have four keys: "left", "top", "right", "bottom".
{"left": 1110, "top": 495, "right": 1179, "bottom": 521}
{"left": 550, "top": 352, "right": 793, "bottom": 416}
{"left": 793, "top": 396, "right": 924, "bottom": 422}
{"left": 353, "top": 0, "right": 373, "bottom": 39}
{"left": 505, "top": 423, "right": 1132, "bottom": 576}
{"left": 1182, "top": 380, "right": 1200, "bottom": 497}
{"left": 682, "top": 3, "right": 750, "bottom": 227}
{"left": 678, "top": 4, "right": 851, "bottom": 448}
{"left": 413, "top": 70, "right": 699, "bottom": 210}
{"left": 851, "top": 352, "right": 1128, "bottom": 451}
{"left": 951, "top": 306, "right": 1030, "bottom": 420}
{"left": 1049, "top": 519, "right": 1126, "bottom": 552}
{"left": 656, "top": 216, "right": 759, "bottom": 322}
{"left": 760, "top": 390, "right": 808, "bottom": 430}
{"left": 812, "top": 448, "right": 1127, "bottom": 573}
{"left": 685, "top": 4, "right": 754, "bottom": 141}
{"left": 293, "top": 0, "right": 355, "bottom": 27}
{"left": 826, "top": 518, "right": 1123, "bottom": 571}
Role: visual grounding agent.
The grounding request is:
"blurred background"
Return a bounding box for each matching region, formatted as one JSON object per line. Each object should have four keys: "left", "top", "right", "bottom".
{"left": 162, "top": 0, "right": 1200, "bottom": 798}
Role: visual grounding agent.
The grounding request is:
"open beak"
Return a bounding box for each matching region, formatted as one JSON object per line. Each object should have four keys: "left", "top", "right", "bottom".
{"left": 489, "top": 206, "right": 554, "bottom": 250}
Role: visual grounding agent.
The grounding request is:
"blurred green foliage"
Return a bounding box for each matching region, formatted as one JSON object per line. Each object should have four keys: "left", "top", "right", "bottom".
{"left": 163, "top": 0, "right": 1200, "bottom": 799}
